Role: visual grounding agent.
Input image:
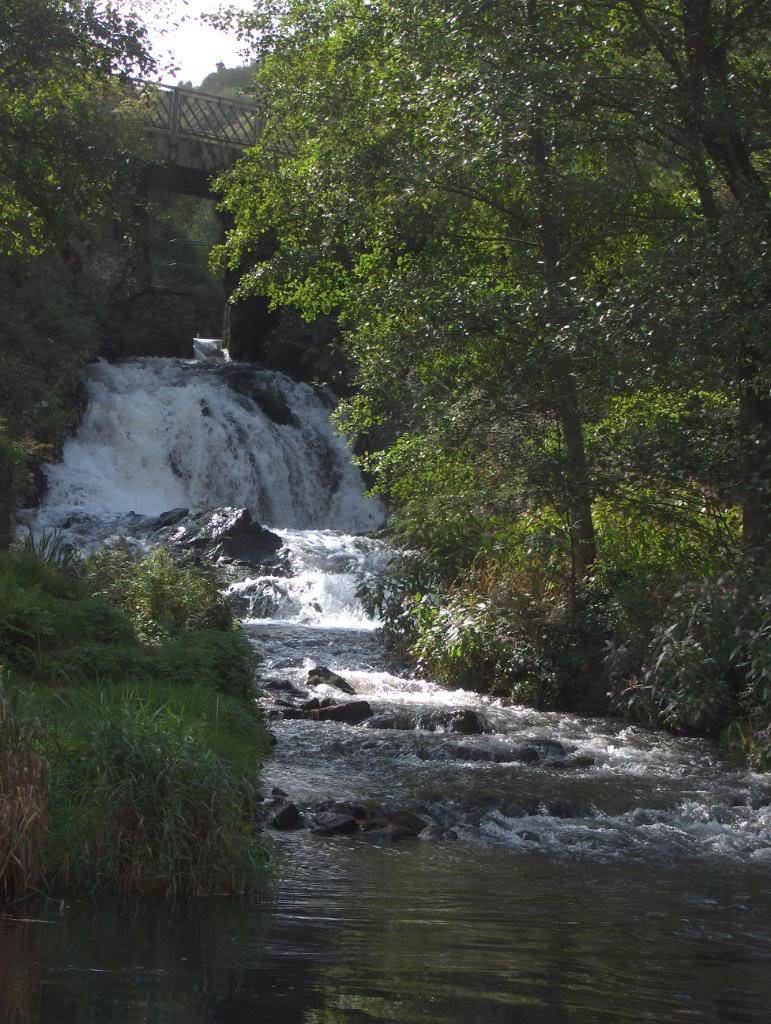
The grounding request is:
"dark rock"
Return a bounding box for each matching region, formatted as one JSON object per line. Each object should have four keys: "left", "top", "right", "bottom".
{"left": 414, "top": 708, "right": 491, "bottom": 735}
{"left": 322, "top": 801, "right": 372, "bottom": 822}
{"left": 307, "top": 666, "right": 357, "bottom": 694}
{"left": 423, "top": 742, "right": 514, "bottom": 763}
{"left": 271, "top": 787, "right": 288, "bottom": 798}
{"left": 153, "top": 507, "right": 189, "bottom": 528}
{"left": 166, "top": 506, "right": 285, "bottom": 570}
{"left": 512, "top": 745, "right": 541, "bottom": 763}
{"left": 311, "top": 813, "right": 359, "bottom": 836}
{"left": 314, "top": 700, "right": 373, "bottom": 725}
{"left": 384, "top": 809, "right": 426, "bottom": 833}
{"left": 448, "top": 709, "right": 492, "bottom": 735}
{"left": 419, "top": 824, "right": 445, "bottom": 841}
{"left": 270, "top": 803, "right": 302, "bottom": 830}
{"left": 366, "top": 712, "right": 413, "bottom": 730}
{"left": 263, "top": 679, "right": 305, "bottom": 697}
{"left": 268, "top": 732, "right": 278, "bottom": 748}
{"left": 302, "top": 698, "right": 321, "bottom": 711}
{"left": 219, "top": 366, "right": 300, "bottom": 427}
{"left": 280, "top": 708, "right": 311, "bottom": 720}
{"left": 564, "top": 753, "right": 595, "bottom": 769}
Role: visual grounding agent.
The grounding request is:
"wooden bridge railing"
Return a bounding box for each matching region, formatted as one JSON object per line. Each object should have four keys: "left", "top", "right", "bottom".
{"left": 137, "top": 81, "right": 265, "bottom": 150}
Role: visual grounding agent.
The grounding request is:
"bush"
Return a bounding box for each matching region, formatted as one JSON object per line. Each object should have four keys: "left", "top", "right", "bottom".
{"left": 615, "top": 569, "right": 771, "bottom": 767}
{"left": 0, "top": 550, "right": 258, "bottom": 696}
{"left": 380, "top": 555, "right": 614, "bottom": 713}
{"left": 84, "top": 546, "right": 233, "bottom": 644}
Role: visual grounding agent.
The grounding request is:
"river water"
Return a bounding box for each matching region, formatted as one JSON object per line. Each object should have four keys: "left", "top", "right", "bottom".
{"left": 4, "top": 357, "right": 770, "bottom": 1024}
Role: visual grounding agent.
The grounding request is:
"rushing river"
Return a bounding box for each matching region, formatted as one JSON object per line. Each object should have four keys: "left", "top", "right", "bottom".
{"left": 4, "top": 357, "right": 770, "bottom": 1024}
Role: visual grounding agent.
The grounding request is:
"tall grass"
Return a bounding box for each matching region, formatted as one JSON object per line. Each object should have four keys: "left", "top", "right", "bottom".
{"left": 14, "top": 683, "right": 271, "bottom": 897}
{"left": 0, "top": 671, "right": 47, "bottom": 899}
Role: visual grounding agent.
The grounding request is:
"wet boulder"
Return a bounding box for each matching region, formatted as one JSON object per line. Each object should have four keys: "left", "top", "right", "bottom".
{"left": 365, "top": 712, "right": 414, "bottom": 731}
{"left": 269, "top": 802, "right": 302, "bottom": 830}
{"left": 511, "top": 745, "right": 542, "bottom": 763}
{"left": 564, "top": 753, "right": 595, "bottom": 769}
{"left": 415, "top": 709, "right": 492, "bottom": 735}
{"left": 314, "top": 700, "right": 373, "bottom": 725}
{"left": 307, "top": 666, "right": 357, "bottom": 694}
{"left": 152, "top": 507, "right": 189, "bottom": 528}
{"left": 384, "top": 809, "right": 427, "bottom": 833}
{"left": 165, "top": 507, "right": 286, "bottom": 571}
{"left": 219, "top": 366, "right": 300, "bottom": 427}
{"left": 449, "top": 709, "right": 493, "bottom": 735}
{"left": 311, "top": 812, "right": 359, "bottom": 836}
{"left": 527, "top": 738, "right": 569, "bottom": 760}
{"left": 263, "top": 679, "right": 305, "bottom": 698}
{"left": 278, "top": 707, "right": 311, "bottom": 720}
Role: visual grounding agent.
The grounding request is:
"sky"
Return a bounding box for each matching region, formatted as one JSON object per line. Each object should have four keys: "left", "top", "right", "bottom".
{"left": 147, "top": 1, "right": 256, "bottom": 86}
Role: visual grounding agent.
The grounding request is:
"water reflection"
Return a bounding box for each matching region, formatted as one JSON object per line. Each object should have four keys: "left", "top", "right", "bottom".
{"left": 2, "top": 838, "right": 770, "bottom": 1024}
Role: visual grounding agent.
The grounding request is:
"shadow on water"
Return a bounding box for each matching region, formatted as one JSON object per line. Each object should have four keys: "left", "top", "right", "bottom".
{"left": 2, "top": 838, "right": 770, "bottom": 1024}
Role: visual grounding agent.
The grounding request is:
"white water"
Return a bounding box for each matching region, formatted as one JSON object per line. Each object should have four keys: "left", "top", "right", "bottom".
{"left": 33, "top": 358, "right": 384, "bottom": 533}
{"left": 30, "top": 356, "right": 771, "bottom": 868}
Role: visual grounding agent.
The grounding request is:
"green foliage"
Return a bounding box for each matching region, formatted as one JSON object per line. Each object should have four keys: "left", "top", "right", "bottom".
{"left": 0, "top": 552, "right": 270, "bottom": 898}
{"left": 209, "top": 0, "right": 769, "bottom": 757}
{"left": 0, "top": 0, "right": 154, "bottom": 257}
{"left": 13, "top": 683, "right": 270, "bottom": 896}
{"left": 84, "top": 546, "right": 233, "bottom": 644}
{"left": 0, "top": 253, "right": 105, "bottom": 503}
{"left": 615, "top": 570, "right": 771, "bottom": 768}
{"left": 0, "top": 550, "right": 259, "bottom": 696}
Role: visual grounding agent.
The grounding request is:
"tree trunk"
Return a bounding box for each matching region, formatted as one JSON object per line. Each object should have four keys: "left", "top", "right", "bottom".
{"left": 0, "top": 459, "right": 12, "bottom": 552}
{"left": 738, "top": 354, "right": 771, "bottom": 565}
{"left": 522, "top": 8, "right": 597, "bottom": 580}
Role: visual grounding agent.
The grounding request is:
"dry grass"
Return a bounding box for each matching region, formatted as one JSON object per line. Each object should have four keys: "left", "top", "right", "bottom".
{"left": 0, "top": 671, "right": 47, "bottom": 900}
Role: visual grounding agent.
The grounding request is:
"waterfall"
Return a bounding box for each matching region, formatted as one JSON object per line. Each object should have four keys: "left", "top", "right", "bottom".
{"left": 33, "top": 358, "right": 384, "bottom": 534}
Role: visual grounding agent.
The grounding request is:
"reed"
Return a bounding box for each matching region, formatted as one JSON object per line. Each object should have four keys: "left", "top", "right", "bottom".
{"left": 0, "top": 671, "right": 47, "bottom": 899}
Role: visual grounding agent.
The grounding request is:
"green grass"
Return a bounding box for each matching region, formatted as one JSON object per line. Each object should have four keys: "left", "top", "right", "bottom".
{"left": 10, "top": 682, "right": 271, "bottom": 897}
{"left": 0, "top": 550, "right": 272, "bottom": 898}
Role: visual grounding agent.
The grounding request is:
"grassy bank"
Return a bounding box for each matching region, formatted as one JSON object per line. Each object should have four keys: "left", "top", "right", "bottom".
{"left": 0, "top": 547, "right": 270, "bottom": 900}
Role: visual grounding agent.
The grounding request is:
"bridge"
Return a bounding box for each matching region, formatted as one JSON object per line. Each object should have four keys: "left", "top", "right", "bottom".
{"left": 136, "top": 82, "right": 267, "bottom": 197}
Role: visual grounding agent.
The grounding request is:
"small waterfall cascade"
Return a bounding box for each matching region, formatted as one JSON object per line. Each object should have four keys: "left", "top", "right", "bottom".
{"left": 32, "top": 357, "right": 384, "bottom": 535}
{"left": 14, "top": 355, "right": 771, "bottom": 1024}
{"left": 28, "top": 355, "right": 771, "bottom": 870}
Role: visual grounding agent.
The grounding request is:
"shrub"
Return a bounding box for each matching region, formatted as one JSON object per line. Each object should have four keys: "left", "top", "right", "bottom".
{"left": 0, "top": 550, "right": 258, "bottom": 697}
{"left": 84, "top": 546, "right": 233, "bottom": 644}
{"left": 383, "top": 556, "right": 614, "bottom": 713}
{"left": 157, "top": 629, "right": 258, "bottom": 698}
{"left": 615, "top": 569, "right": 771, "bottom": 767}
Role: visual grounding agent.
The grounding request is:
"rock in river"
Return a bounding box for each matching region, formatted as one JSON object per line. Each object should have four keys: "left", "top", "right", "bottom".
{"left": 311, "top": 813, "right": 359, "bottom": 836}
{"left": 314, "top": 700, "right": 373, "bottom": 725}
{"left": 307, "top": 666, "right": 357, "bottom": 694}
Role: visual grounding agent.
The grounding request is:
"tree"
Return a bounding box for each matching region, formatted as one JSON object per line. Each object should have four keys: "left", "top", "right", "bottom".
{"left": 585, "top": 0, "right": 770, "bottom": 560}
{"left": 0, "top": 0, "right": 157, "bottom": 258}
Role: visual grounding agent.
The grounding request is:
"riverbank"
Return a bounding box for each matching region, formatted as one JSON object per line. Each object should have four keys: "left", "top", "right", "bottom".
{"left": 0, "top": 547, "right": 271, "bottom": 901}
